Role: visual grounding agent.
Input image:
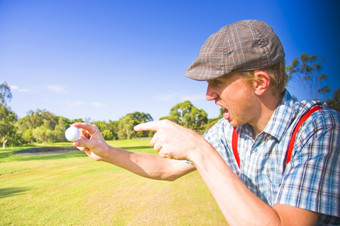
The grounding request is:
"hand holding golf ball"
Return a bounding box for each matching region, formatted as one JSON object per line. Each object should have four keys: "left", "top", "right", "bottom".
{"left": 65, "top": 126, "right": 81, "bottom": 141}
{"left": 70, "top": 123, "right": 111, "bottom": 161}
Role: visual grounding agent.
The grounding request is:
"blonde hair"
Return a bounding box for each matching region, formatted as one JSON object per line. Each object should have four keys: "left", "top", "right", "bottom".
{"left": 239, "top": 60, "right": 288, "bottom": 95}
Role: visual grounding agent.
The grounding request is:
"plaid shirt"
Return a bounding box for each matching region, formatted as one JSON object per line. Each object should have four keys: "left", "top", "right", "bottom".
{"left": 203, "top": 90, "right": 340, "bottom": 225}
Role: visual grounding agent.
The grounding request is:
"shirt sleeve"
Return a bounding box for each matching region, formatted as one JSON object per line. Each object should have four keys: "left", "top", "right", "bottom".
{"left": 275, "top": 109, "right": 340, "bottom": 218}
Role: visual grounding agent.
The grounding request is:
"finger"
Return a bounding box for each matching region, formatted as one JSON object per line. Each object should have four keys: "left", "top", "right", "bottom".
{"left": 75, "top": 146, "right": 89, "bottom": 152}
{"left": 72, "top": 123, "right": 98, "bottom": 135}
{"left": 79, "top": 148, "right": 92, "bottom": 158}
{"left": 159, "top": 148, "right": 169, "bottom": 158}
{"left": 75, "top": 146, "right": 84, "bottom": 151}
{"left": 134, "top": 121, "right": 162, "bottom": 131}
{"left": 150, "top": 131, "right": 159, "bottom": 146}
{"left": 153, "top": 141, "right": 162, "bottom": 152}
{"left": 83, "top": 149, "right": 92, "bottom": 156}
{"left": 80, "top": 129, "right": 91, "bottom": 139}
{"left": 73, "top": 137, "right": 91, "bottom": 149}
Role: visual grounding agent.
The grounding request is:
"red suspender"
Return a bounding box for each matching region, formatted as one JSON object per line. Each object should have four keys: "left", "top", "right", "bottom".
{"left": 232, "top": 106, "right": 323, "bottom": 170}
{"left": 285, "top": 106, "right": 323, "bottom": 165}
{"left": 232, "top": 127, "right": 240, "bottom": 168}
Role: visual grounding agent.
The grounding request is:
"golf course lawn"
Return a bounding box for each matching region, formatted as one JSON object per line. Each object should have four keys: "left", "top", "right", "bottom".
{"left": 0, "top": 139, "right": 227, "bottom": 225}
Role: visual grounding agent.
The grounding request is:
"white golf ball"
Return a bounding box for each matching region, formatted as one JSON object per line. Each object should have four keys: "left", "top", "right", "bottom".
{"left": 65, "top": 127, "right": 81, "bottom": 141}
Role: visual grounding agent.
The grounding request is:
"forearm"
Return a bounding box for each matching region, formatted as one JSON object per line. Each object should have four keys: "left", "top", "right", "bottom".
{"left": 190, "top": 145, "right": 281, "bottom": 225}
{"left": 102, "top": 146, "right": 194, "bottom": 181}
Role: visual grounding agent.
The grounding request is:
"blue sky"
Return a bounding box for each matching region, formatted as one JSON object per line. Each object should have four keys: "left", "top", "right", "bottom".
{"left": 1, "top": 0, "right": 339, "bottom": 121}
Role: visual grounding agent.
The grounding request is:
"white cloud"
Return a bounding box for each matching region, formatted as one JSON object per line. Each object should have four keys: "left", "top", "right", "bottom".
{"left": 45, "top": 85, "right": 67, "bottom": 94}
{"left": 10, "top": 85, "right": 31, "bottom": 92}
{"left": 91, "top": 102, "right": 106, "bottom": 107}
{"left": 10, "top": 85, "right": 18, "bottom": 90}
{"left": 75, "top": 100, "right": 86, "bottom": 106}
{"left": 180, "top": 94, "right": 206, "bottom": 102}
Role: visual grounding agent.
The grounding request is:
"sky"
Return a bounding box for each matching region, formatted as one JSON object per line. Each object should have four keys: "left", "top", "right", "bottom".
{"left": 1, "top": 0, "right": 339, "bottom": 122}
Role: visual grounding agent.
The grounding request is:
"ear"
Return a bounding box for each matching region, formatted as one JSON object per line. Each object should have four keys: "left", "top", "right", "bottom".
{"left": 253, "top": 70, "right": 270, "bottom": 96}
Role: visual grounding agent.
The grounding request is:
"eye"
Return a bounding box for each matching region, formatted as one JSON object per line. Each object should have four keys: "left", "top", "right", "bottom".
{"left": 208, "top": 79, "right": 224, "bottom": 88}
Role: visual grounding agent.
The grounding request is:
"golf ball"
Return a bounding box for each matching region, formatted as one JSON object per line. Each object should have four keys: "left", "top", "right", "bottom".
{"left": 65, "top": 127, "right": 81, "bottom": 141}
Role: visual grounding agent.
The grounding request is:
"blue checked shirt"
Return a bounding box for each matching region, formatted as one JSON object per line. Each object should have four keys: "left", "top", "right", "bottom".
{"left": 203, "top": 90, "right": 340, "bottom": 225}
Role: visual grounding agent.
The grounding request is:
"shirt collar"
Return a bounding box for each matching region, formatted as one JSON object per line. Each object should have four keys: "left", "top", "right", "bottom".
{"left": 237, "top": 90, "right": 296, "bottom": 141}
{"left": 236, "top": 90, "right": 324, "bottom": 141}
{"left": 262, "top": 90, "right": 296, "bottom": 141}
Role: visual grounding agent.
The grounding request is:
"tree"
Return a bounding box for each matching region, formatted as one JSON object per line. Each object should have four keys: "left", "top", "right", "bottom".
{"left": 118, "top": 112, "right": 153, "bottom": 139}
{"left": 16, "top": 109, "right": 67, "bottom": 143}
{"left": 53, "top": 117, "right": 68, "bottom": 142}
{"left": 0, "top": 82, "right": 12, "bottom": 106}
{"left": 32, "top": 126, "right": 54, "bottom": 143}
{"left": 0, "top": 103, "right": 18, "bottom": 149}
{"left": 107, "top": 120, "right": 119, "bottom": 140}
{"left": 93, "top": 120, "right": 115, "bottom": 140}
{"left": 93, "top": 121, "right": 109, "bottom": 133}
{"left": 130, "top": 112, "right": 153, "bottom": 123}
{"left": 17, "top": 109, "right": 55, "bottom": 131}
{"left": 327, "top": 88, "right": 340, "bottom": 112}
{"left": 161, "top": 100, "right": 208, "bottom": 134}
{"left": 102, "top": 129, "right": 114, "bottom": 140}
{"left": 286, "top": 54, "right": 331, "bottom": 100}
{"left": 118, "top": 114, "right": 138, "bottom": 139}
{"left": 205, "top": 107, "right": 224, "bottom": 132}
{"left": 23, "top": 129, "right": 33, "bottom": 143}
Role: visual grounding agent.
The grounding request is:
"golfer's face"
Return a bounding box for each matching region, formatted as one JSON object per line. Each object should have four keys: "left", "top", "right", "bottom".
{"left": 206, "top": 73, "right": 258, "bottom": 127}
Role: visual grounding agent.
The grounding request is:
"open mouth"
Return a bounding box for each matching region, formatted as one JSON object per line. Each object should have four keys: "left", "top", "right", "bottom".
{"left": 223, "top": 108, "right": 230, "bottom": 120}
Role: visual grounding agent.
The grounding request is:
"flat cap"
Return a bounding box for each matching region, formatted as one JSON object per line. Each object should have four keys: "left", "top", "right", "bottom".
{"left": 185, "top": 20, "right": 285, "bottom": 80}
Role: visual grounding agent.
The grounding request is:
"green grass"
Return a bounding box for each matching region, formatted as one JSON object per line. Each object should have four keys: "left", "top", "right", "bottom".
{"left": 0, "top": 139, "right": 227, "bottom": 225}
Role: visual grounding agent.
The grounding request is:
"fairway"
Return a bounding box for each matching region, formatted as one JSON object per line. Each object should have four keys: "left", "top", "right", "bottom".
{"left": 0, "top": 139, "right": 227, "bottom": 225}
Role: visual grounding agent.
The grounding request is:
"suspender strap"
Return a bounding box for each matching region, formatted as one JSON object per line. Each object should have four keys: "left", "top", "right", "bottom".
{"left": 285, "top": 105, "right": 323, "bottom": 165}
{"left": 231, "top": 105, "right": 323, "bottom": 170}
{"left": 232, "top": 127, "right": 240, "bottom": 168}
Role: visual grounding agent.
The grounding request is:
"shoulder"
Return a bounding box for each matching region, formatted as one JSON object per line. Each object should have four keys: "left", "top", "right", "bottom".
{"left": 288, "top": 101, "right": 340, "bottom": 166}
{"left": 280, "top": 103, "right": 340, "bottom": 218}
{"left": 294, "top": 100, "right": 339, "bottom": 133}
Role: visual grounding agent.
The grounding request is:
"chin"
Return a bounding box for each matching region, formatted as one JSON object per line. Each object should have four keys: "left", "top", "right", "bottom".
{"left": 227, "top": 120, "right": 236, "bottom": 127}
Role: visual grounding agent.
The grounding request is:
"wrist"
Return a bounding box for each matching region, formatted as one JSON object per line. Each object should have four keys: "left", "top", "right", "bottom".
{"left": 187, "top": 139, "right": 214, "bottom": 165}
{"left": 96, "top": 141, "right": 112, "bottom": 161}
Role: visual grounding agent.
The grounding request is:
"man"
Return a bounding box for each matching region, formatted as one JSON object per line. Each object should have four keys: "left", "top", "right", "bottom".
{"left": 74, "top": 20, "right": 339, "bottom": 225}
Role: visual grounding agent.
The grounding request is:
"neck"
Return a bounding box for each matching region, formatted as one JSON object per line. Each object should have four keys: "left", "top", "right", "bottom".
{"left": 250, "top": 91, "right": 283, "bottom": 139}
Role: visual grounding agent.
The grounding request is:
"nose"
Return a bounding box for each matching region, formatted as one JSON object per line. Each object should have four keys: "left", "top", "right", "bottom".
{"left": 206, "top": 84, "right": 218, "bottom": 101}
